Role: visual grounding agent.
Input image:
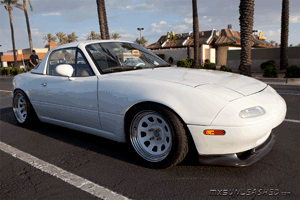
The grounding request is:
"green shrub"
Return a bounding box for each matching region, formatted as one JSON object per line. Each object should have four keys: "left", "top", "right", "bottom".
{"left": 263, "top": 66, "right": 278, "bottom": 78}
{"left": 176, "top": 59, "right": 193, "bottom": 68}
{"left": 0, "top": 67, "right": 25, "bottom": 75}
{"left": 260, "top": 60, "right": 276, "bottom": 70}
{"left": 11, "top": 67, "right": 19, "bottom": 75}
{"left": 285, "top": 65, "right": 300, "bottom": 78}
{"left": 196, "top": 65, "right": 205, "bottom": 69}
{"left": 1, "top": 67, "right": 8, "bottom": 75}
{"left": 220, "top": 65, "right": 232, "bottom": 72}
{"left": 203, "top": 63, "right": 216, "bottom": 70}
{"left": 205, "top": 59, "right": 210, "bottom": 64}
{"left": 156, "top": 54, "right": 165, "bottom": 60}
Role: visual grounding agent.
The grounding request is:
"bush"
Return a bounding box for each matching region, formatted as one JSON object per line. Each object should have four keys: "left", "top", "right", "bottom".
{"left": 156, "top": 54, "right": 165, "bottom": 60}
{"left": 220, "top": 65, "right": 232, "bottom": 72}
{"left": 1, "top": 67, "right": 8, "bottom": 75}
{"left": 285, "top": 65, "right": 300, "bottom": 78}
{"left": 205, "top": 59, "right": 210, "bottom": 64}
{"left": 260, "top": 60, "right": 276, "bottom": 70}
{"left": 263, "top": 66, "right": 278, "bottom": 78}
{"left": 176, "top": 59, "right": 193, "bottom": 68}
{"left": 203, "top": 62, "right": 216, "bottom": 70}
{"left": 0, "top": 67, "right": 25, "bottom": 75}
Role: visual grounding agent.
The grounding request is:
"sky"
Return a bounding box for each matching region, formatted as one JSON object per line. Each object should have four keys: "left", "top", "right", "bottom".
{"left": 0, "top": 0, "right": 300, "bottom": 52}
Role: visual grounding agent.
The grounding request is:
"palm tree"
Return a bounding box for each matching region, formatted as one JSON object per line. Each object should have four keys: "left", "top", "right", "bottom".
{"left": 238, "top": 0, "right": 255, "bottom": 77}
{"left": 280, "top": 0, "right": 289, "bottom": 70}
{"left": 96, "top": 0, "right": 109, "bottom": 39}
{"left": 22, "top": 0, "right": 33, "bottom": 53}
{"left": 134, "top": 36, "right": 148, "bottom": 47}
{"left": 56, "top": 32, "right": 67, "bottom": 45}
{"left": 1, "top": 0, "right": 23, "bottom": 68}
{"left": 86, "top": 31, "right": 100, "bottom": 40}
{"left": 192, "top": 0, "right": 200, "bottom": 68}
{"left": 111, "top": 33, "right": 121, "bottom": 40}
{"left": 43, "top": 33, "right": 57, "bottom": 43}
{"left": 66, "top": 32, "right": 78, "bottom": 43}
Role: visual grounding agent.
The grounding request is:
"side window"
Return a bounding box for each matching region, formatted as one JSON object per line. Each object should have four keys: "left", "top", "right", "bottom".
{"left": 75, "top": 51, "right": 94, "bottom": 77}
{"left": 47, "top": 49, "right": 76, "bottom": 76}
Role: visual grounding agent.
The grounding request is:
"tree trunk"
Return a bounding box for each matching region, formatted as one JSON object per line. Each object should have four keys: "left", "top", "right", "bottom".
{"left": 102, "top": 0, "right": 109, "bottom": 39}
{"left": 192, "top": 0, "right": 200, "bottom": 68}
{"left": 97, "top": 0, "right": 108, "bottom": 40}
{"left": 238, "top": 0, "right": 255, "bottom": 77}
{"left": 280, "top": 0, "right": 289, "bottom": 70}
{"left": 8, "top": 6, "right": 17, "bottom": 68}
{"left": 23, "top": 0, "right": 33, "bottom": 53}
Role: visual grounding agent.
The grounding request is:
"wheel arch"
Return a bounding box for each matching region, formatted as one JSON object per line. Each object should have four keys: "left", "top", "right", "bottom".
{"left": 123, "top": 101, "right": 197, "bottom": 153}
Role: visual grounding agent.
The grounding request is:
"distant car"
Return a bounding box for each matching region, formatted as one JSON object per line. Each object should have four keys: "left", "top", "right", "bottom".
{"left": 12, "top": 40, "right": 287, "bottom": 168}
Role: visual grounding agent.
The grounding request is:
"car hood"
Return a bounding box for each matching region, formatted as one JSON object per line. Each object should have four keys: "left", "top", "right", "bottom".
{"left": 109, "top": 67, "right": 267, "bottom": 100}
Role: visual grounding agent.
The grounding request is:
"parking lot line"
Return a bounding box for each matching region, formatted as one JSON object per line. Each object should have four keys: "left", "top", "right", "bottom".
{"left": 284, "top": 119, "right": 300, "bottom": 123}
{"left": 0, "top": 141, "right": 130, "bottom": 200}
{"left": 279, "top": 93, "right": 300, "bottom": 96}
{"left": 0, "top": 90, "right": 12, "bottom": 93}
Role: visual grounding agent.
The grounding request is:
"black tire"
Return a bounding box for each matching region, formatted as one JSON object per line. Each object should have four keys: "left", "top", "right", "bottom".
{"left": 12, "top": 90, "right": 39, "bottom": 126}
{"left": 126, "top": 103, "right": 188, "bottom": 169}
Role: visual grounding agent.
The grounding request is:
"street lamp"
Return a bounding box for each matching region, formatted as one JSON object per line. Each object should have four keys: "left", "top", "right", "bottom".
{"left": 137, "top": 28, "right": 144, "bottom": 45}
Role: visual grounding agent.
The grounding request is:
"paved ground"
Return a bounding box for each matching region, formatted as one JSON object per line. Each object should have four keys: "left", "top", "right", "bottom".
{"left": 0, "top": 76, "right": 299, "bottom": 200}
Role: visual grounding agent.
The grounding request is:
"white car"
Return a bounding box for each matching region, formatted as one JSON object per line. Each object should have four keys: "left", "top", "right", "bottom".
{"left": 12, "top": 40, "right": 287, "bottom": 169}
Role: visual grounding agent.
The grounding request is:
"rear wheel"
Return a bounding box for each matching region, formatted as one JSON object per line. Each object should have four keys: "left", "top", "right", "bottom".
{"left": 127, "top": 104, "right": 188, "bottom": 169}
{"left": 13, "top": 90, "right": 38, "bottom": 126}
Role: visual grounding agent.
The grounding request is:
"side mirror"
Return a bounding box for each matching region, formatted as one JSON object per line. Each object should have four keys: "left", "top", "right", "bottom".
{"left": 56, "top": 64, "right": 74, "bottom": 80}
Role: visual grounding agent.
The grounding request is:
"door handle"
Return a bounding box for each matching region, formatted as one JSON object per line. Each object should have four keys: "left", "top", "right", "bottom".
{"left": 41, "top": 82, "right": 47, "bottom": 86}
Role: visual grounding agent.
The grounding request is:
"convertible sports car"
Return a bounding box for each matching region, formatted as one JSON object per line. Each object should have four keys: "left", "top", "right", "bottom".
{"left": 12, "top": 40, "right": 287, "bottom": 169}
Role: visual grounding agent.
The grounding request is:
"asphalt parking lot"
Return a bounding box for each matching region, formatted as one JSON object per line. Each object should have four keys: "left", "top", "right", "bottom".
{"left": 0, "top": 76, "right": 299, "bottom": 200}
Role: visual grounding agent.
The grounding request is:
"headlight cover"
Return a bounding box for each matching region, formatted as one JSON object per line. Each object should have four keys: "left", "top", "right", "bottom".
{"left": 239, "top": 106, "right": 266, "bottom": 118}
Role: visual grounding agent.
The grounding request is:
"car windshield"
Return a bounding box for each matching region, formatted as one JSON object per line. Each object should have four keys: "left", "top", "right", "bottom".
{"left": 86, "top": 42, "right": 170, "bottom": 74}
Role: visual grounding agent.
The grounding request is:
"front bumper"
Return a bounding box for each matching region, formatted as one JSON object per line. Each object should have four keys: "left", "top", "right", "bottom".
{"left": 197, "top": 132, "right": 275, "bottom": 167}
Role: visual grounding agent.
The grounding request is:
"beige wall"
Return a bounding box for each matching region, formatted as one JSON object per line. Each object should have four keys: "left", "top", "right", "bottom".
{"left": 227, "top": 47, "right": 300, "bottom": 72}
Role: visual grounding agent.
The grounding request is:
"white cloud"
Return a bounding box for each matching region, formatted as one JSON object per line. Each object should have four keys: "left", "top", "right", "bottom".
{"left": 290, "top": 15, "right": 300, "bottom": 23}
{"left": 42, "top": 12, "right": 61, "bottom": 16}
{"left": 123, "top": 3, "right": 155, "bottom": 12}
{"left": 184, "top": 18, "right": 192, "bottom": 24}
{"left": 203, "top": 16, "right": 207, "bottom": 19}
{"left": 151, "top": 21, "right": 168, "bottom": 28}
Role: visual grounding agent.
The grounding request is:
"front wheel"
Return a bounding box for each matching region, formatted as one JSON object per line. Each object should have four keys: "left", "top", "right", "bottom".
{"left": 128, "top": 104, "right": 188, "bottom": 169}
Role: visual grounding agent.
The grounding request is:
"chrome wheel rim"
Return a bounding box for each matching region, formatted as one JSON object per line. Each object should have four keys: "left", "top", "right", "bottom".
{"left": 13, "top": 93, "right": 28, "bottom": 123}
{"left": 130, "top": 111, "right": 172, "bottom": 162}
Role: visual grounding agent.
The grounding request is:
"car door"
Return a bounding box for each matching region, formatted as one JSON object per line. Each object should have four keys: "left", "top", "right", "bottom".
{"left": 31, "top": 48, "right": 101, "bottom": 130}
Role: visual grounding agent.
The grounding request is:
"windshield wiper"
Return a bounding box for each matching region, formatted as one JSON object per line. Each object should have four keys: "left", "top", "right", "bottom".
{"left": 102, "top": 66, "right": 143, "bottom": 73}
{"left": 153, "top": 64, "right": 172, "bottom": 68}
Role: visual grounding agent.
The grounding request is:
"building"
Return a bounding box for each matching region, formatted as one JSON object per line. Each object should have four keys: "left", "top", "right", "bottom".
{"left": 0, "top": 41, "right": 58, "bottom": 68}
{"left": 147, "top": 24, "right": 273, "bottom": 66}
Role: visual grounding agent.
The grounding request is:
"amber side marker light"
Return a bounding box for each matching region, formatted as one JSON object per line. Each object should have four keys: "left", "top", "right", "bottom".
{"left": 203, "top": 130, "right": 226, "bottom": 135}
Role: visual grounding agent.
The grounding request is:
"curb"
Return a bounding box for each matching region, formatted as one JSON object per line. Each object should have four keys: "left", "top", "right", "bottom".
{"left": 254, "top": 78, "right": 300, "bottom": 86}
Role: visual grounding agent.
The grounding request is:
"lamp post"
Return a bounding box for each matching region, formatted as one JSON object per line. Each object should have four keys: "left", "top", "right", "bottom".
{"left": 137, "top": 28, "right": 144, "bottom": 45}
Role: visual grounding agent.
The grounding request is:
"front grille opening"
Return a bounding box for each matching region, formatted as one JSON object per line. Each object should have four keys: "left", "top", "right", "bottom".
{"left": 236, "top": 150, "right": 252, "bottom": 160}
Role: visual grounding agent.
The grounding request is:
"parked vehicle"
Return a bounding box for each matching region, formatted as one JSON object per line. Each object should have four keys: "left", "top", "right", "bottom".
{"left": 12, "top": 40, "right": 287, "bottom": 168}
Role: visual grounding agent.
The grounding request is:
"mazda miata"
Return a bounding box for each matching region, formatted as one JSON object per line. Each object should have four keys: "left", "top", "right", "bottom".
{"left": 12, "top": 40, "right": 287, "bottom": 168}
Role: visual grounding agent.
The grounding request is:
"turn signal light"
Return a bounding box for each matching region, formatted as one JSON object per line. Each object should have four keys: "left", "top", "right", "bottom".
{"left": 203, "top": 130, "right": 226, "bottom": 135}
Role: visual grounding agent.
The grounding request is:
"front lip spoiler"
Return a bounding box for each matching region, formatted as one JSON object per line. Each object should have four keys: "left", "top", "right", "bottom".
{"left": 198, "top": 132, "right": 276, "bottom": 167}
